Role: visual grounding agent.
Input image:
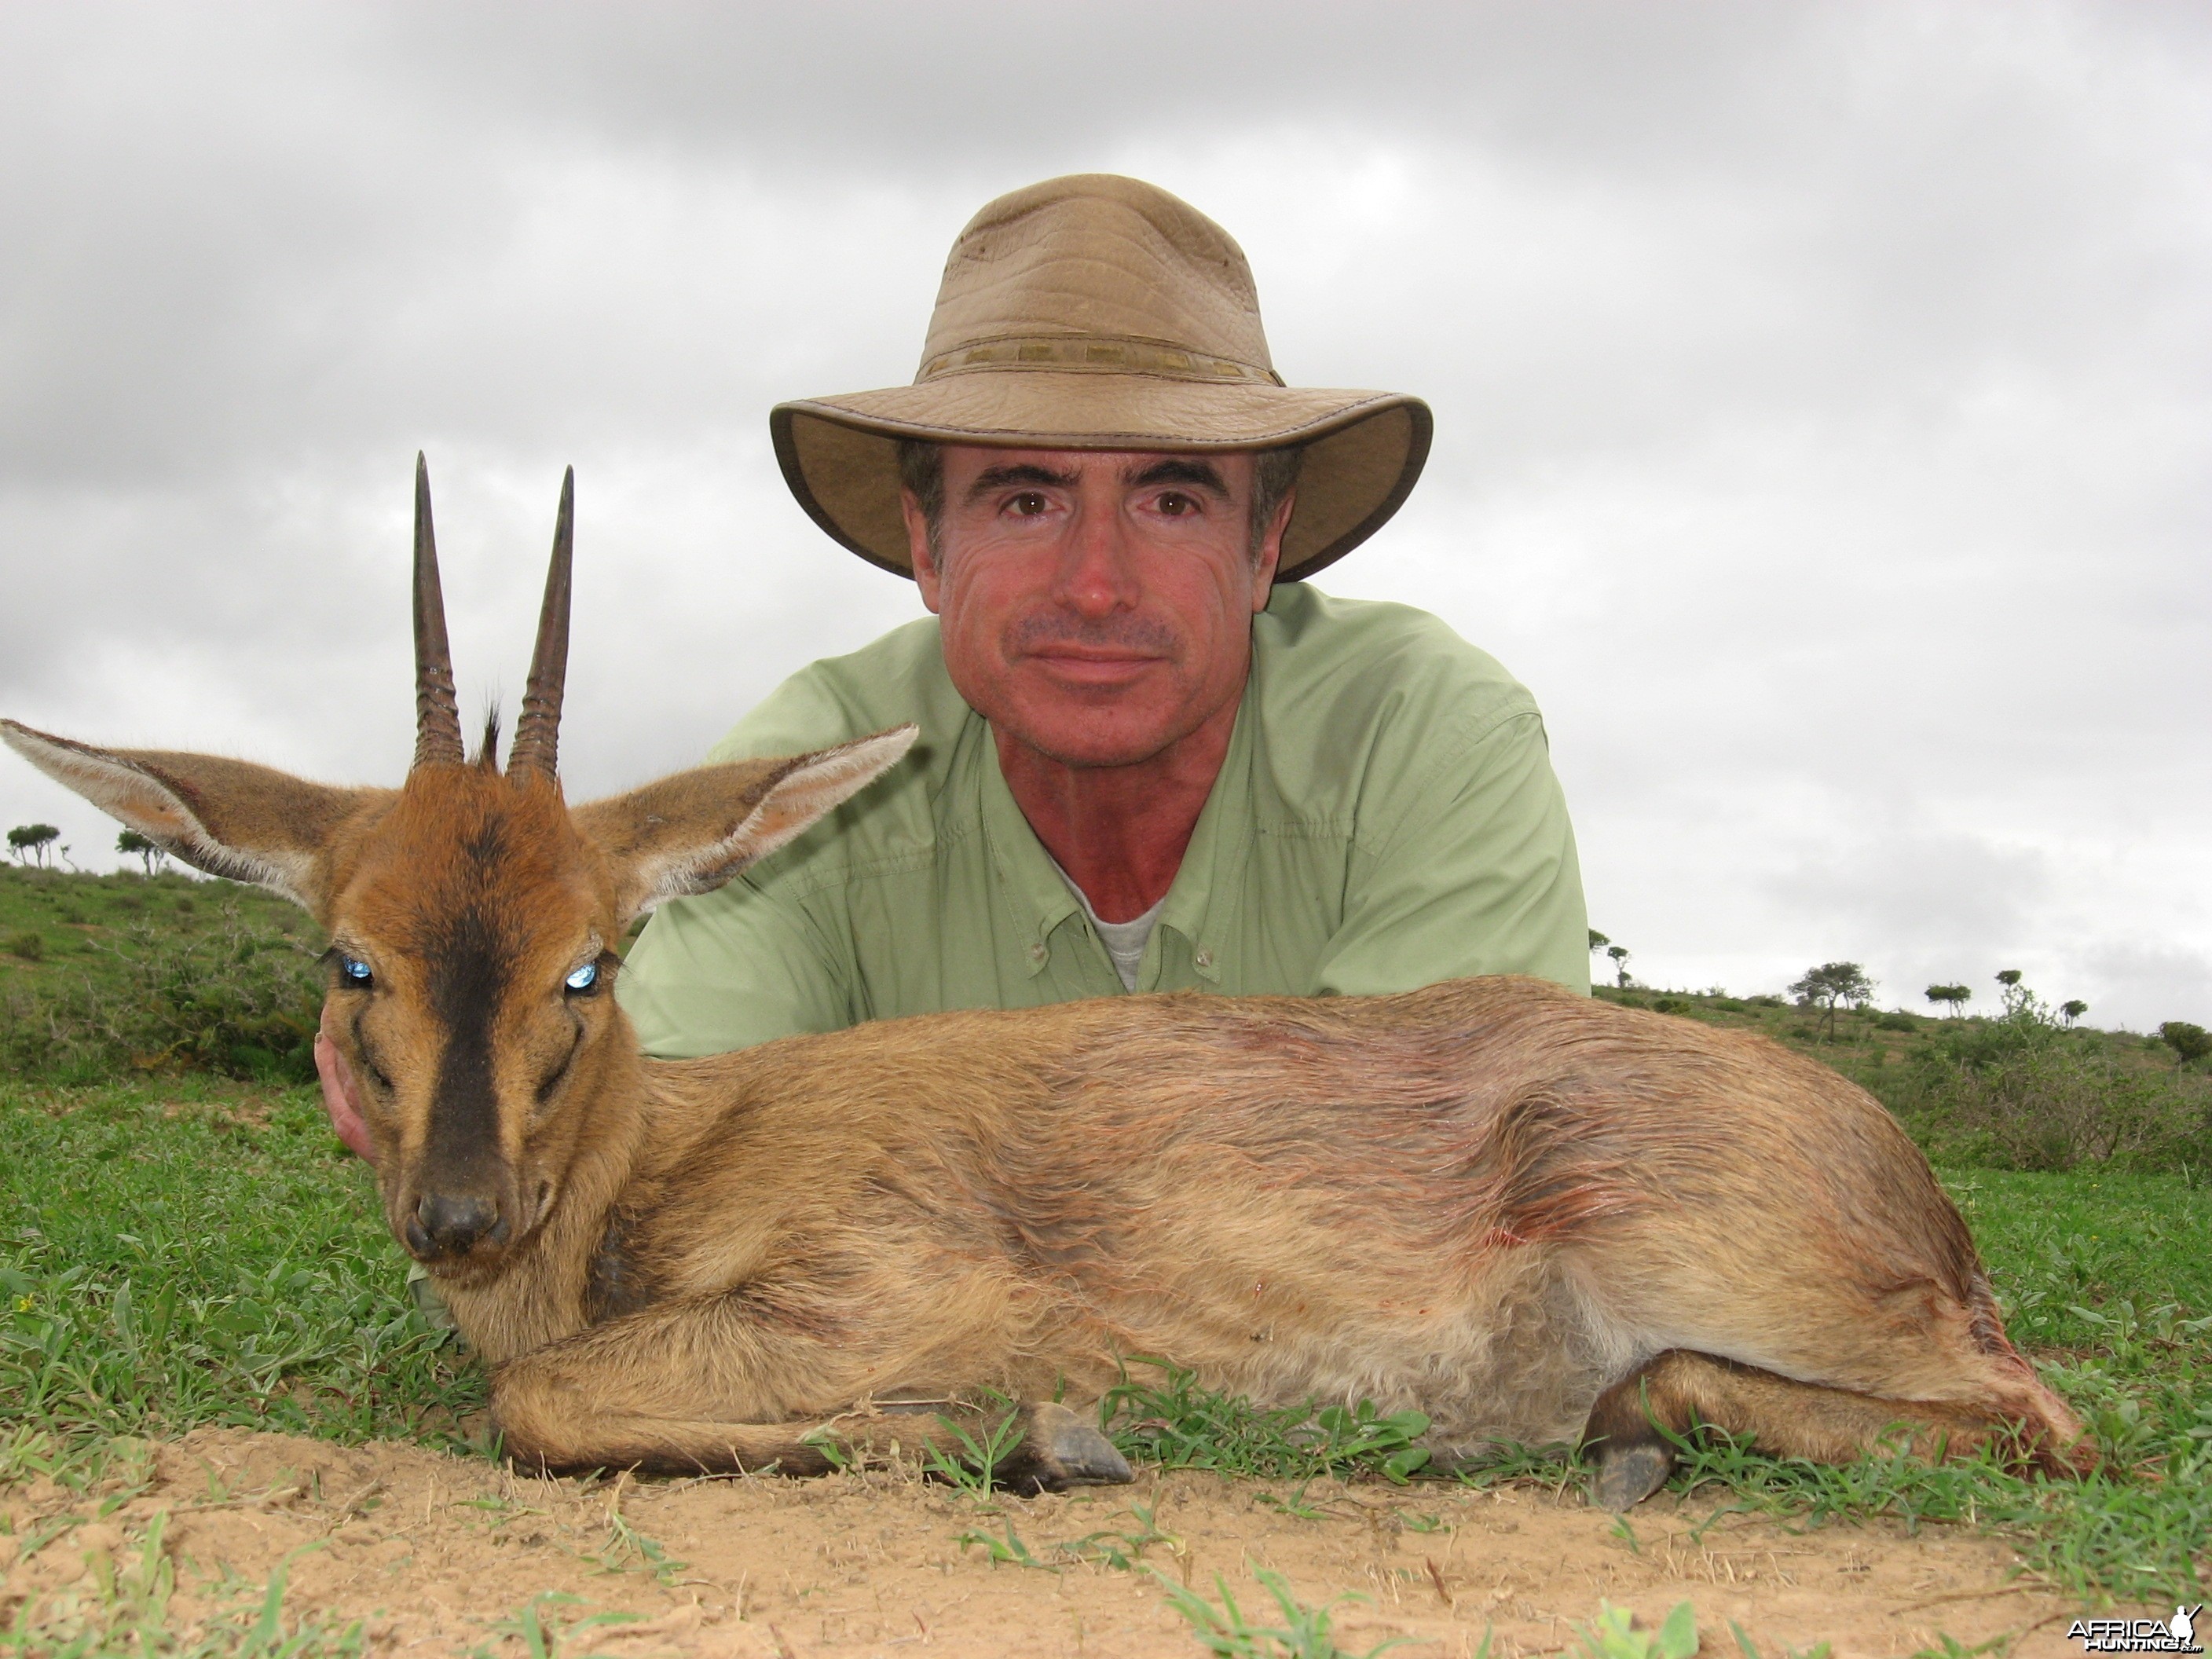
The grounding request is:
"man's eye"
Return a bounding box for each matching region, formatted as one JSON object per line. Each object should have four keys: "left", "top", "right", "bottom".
{"left": 1157, "top": 492, "right": 1197, "bottom": 516}
{"left": 1009, "top": 492, "right": 1049, "bottom": 517}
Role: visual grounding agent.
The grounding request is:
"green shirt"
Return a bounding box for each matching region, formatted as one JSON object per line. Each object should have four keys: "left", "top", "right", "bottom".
{"left": 619, "top": 583, "right": 1588, "bottom": 1057}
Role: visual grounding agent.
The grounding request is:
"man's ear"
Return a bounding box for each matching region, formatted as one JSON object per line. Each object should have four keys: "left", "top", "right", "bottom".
{"left": 2, "top": 719, "right": 384, "bottom": 913}
{"left": 573, "top": 725, "right": 917, "bottom": 923}
{"left": 902, "top": 491, "right": 945, "bottom": 614}
{"left": 1251, "top": 485, "right": 1292, "bottom": 603}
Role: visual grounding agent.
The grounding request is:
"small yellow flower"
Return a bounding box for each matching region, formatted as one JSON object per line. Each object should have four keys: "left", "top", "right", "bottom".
{"left": 13, "top": 1295, "right": 30, "bottom": 1313}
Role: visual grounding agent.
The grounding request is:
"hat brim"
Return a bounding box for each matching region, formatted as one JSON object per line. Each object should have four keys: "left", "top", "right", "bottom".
{"left": 771, "top": 372, "right": 1432, "bottom": 582}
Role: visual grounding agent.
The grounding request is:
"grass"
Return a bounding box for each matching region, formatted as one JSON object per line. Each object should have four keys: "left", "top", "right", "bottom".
{"left": 1572, "top": 1601, "right": 1698, "bottom": 1659}
{"left": 0, "top": 1522, "right": 369, "bottom": 1656}
{"left": 1152, "top": 1566, "right": 1411, "bottom": 1658}
{"left": 471, "top": 1592, "right": 643, "bottom": 1659}
{"left": 0, "top": 1077, "right": 482, "bottom": 1449}
{"left": 1149, "top": 1580, "right": 1746, "bottom": 1659}
{"left": 1103, "top": 1365, "right": 1433, "bottom": 1483}
{"left": 918, "top": 1394, "right": 1028, "bottom": 1500}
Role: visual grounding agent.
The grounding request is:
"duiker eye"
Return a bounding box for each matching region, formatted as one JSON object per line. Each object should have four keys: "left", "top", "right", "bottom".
{"left": 564, "top": 961, "right": 599, "bottom": 993}
{"left": 340, "top": 956, "right": 375, "bottom": 987}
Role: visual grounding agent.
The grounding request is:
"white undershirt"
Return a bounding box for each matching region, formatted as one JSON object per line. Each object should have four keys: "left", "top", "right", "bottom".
{"left": 1046, "top": 854, "right": 1165, "bottom": 992}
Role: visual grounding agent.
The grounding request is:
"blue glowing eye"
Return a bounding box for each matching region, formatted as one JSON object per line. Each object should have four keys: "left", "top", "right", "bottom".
{"left": 340, "top": 956, "right": 373, "bottom": 986}
{"left": 565, "top": 961, "right": 599, "bottom": 992}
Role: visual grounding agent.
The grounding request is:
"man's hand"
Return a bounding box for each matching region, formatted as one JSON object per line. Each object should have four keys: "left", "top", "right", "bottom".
{"left": 314, "top": 1032, "right": 377, "bottom": 1165}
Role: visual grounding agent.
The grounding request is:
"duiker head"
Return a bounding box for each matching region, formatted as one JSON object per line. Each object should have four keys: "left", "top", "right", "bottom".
{"left": 3, "top": 458, "right": 912, "bottom": 1280}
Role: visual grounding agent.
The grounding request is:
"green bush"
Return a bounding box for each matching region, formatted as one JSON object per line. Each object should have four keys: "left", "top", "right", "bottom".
{"left": 2160, "top": 1020, "right": 2212, "bottom": 1066}
{"left": 1890, "top": 987, "right": 2212, "bottom": 1174}
{"left": 0, "top": 904, "right": 321, "bottom": 1082}
{"left": 5, "top": 930, "right": 43, "bottom": 961}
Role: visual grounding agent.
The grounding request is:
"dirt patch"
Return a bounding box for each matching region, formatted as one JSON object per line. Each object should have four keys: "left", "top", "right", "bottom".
{"left": 1, "top": 1428, "right": 2133, "bottom": 1656}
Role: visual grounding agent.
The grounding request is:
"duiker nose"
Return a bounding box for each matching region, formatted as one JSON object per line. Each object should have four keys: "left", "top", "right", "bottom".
{"left": 408, "top": 1192, "right": 507, "bottom": 1256}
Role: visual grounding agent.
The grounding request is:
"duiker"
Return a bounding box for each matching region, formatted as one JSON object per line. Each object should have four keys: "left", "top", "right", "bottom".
{"left": 4, "top": 462, "right": 2091, "bottom": 1505}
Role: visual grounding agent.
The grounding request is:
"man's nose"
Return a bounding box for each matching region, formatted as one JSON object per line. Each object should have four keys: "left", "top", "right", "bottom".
{"left": 1053, "top": 500, "right": 1141, "bottom": 615}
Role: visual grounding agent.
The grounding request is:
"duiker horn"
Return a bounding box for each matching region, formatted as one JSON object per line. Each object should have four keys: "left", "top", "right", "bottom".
{"left": 507, "top": 467, "right": 573, "bottom": 781}
{"left": 412, "top": 453, "right": 466, "bottom": 769}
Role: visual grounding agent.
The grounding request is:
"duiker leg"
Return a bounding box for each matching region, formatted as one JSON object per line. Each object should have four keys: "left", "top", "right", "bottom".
{"left": 489, "top": 1298, "right": 1129, "bottom": 1490}
{"left": 1579, "top": 1349, "right": 2055, "bottom": 1511}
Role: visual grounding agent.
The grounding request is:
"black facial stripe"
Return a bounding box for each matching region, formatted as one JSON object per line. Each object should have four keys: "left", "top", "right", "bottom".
{"left": 422, "top": 898, "right": 508, "bottom": 1182}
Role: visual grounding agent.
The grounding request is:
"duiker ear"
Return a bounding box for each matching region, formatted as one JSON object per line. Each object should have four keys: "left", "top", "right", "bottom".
{"left": 574, "top": 725, "right": 917, "bottom": 921}
{"left": 1, "top": 720, "right": 383, "bottom": 913}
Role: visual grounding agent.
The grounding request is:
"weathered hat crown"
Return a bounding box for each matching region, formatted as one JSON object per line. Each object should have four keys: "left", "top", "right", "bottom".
{"left": 918, "top": 175, "right": 1276, "bottom": 384}
{"left": 771, "top": 173, "right": 1431, "bottom": 581}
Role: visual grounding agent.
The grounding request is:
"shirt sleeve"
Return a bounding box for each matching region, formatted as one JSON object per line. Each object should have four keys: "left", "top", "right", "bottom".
{"left": 609, "top": 632, "right": 939, "bottom": 1059}
{"left": 1308, "top": 709, "right": 1591, "bottom": 998}
{"left": 616, "top": 873, "right": 855, "bottom": 1059}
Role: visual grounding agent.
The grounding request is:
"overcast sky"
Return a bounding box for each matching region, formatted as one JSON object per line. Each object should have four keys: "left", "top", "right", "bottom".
{"left": 3, "top": 2, "right": 2207, "bottom": 1029}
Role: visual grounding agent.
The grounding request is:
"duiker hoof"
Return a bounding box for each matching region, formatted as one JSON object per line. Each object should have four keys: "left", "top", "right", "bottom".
{"left": 1013, "top": 1402, "right": 1134, "bottom": 1492}
{"left": 1589, "top": 1441, "right": 1673, "bottom": 1511}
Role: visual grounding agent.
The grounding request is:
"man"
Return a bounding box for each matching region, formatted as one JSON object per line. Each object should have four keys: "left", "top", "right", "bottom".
{"left": 320, "top": 173, "right": 1585, "bottom": 1154}
{"left": 618, "top": 171, "right": 1587, "bottom": 1053}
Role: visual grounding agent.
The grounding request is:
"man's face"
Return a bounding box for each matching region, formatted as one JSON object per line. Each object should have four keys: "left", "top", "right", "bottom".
{"left": 905, "top": 447, "right": 1287, "bottom": 769}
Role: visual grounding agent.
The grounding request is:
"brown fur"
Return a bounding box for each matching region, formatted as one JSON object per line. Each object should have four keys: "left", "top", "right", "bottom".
{"left": 0, "top": 477, "right": 2094, "bottom": 1503}
{"left": 0, "top": 732, "right": 2093, "bottom": 1498}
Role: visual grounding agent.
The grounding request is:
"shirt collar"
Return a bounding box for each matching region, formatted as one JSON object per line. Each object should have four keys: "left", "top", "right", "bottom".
{"left": 1151, "top": 687, "right": 1254, "bottom": 983}
{"left": 976, "top": 684, "right": 1256, "bottom": 986}
{"left": 978, "top": 738, "right": 1085, "bottom": 975}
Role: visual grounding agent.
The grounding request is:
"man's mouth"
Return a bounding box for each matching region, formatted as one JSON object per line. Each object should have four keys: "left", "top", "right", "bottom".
{"left": 1022, "top": 646, "right": 1165, "bottom": 685}
{"left": 1009, "top": 614, "right": 1176, "bottom": 672}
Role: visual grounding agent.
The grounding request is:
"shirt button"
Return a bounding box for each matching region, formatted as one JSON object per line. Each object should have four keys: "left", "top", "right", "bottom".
{"left": 1193, "top": 948, "right": 1214, "bottom": 969}
{"left": 1028, "top": 943, "right": 1048, "bottom": 965}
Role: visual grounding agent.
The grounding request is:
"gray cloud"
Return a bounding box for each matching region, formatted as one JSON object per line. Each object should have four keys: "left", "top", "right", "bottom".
{"left": 2, "top": 1, "right": 2206, "bottom": 1029}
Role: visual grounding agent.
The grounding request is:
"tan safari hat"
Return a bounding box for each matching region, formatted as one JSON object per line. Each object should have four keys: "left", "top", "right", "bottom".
{"left": 771, "top": 174, "right": 1433, "bottom": 583}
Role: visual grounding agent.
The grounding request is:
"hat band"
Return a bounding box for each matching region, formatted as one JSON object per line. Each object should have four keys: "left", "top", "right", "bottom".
{"left": 915, "top": 333, "right": 1285, "bottom": 387}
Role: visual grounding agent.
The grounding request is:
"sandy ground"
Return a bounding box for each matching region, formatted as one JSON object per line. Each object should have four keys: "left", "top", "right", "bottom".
{"left": 0, "top": 1427, "right": 2141, "bottom": 1657}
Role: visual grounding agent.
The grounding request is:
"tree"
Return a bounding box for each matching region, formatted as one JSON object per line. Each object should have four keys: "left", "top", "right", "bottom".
{"left": 6, "top": 824, "right": 60, "bottom": 868}
{"left": 1789, "top": 961, "right": 1874, "bottom": 1039}
{"left": 1925, "top": 983, "right": 1972, "bottom": 1016}
{"left": 1994, "top": 969, "right": 2030, "bottom": 1017}
{"left": 116, "top": 829, "right": 167, "bottom": 877}
{"left": 2158, "top": 1021, "right": 2211, "bottom": 1068}
{"left": 1588, "top": 928, "right": 1610, "bottom": 954}
{"left": 2060, "top": 999, "right": 2088, "bottom": 1027}
{"left": 1606, "top": 943, "right": 1631, "bottom": 988}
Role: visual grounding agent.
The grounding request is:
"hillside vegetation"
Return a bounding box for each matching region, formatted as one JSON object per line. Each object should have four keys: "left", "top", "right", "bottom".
{"left": 0, "top": 866, "right": 324, "bottom": 1082}
{"left": 1593, "top": 983, "right": 2212, "bottom": 1177}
